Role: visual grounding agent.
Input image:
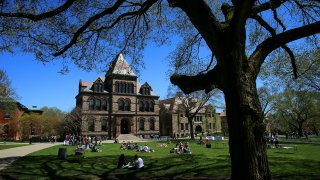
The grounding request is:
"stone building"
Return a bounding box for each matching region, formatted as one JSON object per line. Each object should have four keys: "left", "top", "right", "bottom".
{"left": 159, "top": 97, "right": 222, "bottom": 138}
{"left": 75, "top": 54, "right": 160, "bottom": 139}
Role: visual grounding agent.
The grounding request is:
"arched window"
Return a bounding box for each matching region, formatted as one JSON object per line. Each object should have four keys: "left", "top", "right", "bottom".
{"left": 102, "top": 100, "right": 107, "bottom": 111}
{"left": 139, "top": 119, "right": 145, "bottom": 130}
{"left": 150, "top": 101, "right": 154, "bottom": 112}
{"left": 124, "top": 99, "right": 130, "bottom": 111}
{"left": 88, "top": 119, "right": 95, "bottom": 131}
{"left": 149, "top": 118, "right": 155, "bottom": 130}
{"left": 145, "top": 101, "right": 150, "bottom": 112}
{"left": 95, "top": 99, "right": 101, "bottom": 110}
{"left": 118, "top": 99, "right": 124, "bottom": 111}
{"left": 139, "top": 101, "right": 144, "bottom": 112}
{"left": 101, "top": 119, "right": 107, "bottom": 131}
{"left": 89, "top": 99, "right": 94, "bottom": 110}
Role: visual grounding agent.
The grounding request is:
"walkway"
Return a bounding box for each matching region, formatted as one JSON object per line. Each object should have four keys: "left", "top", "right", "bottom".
{"left": 0, "top": 143, "right": 59, "bottom": 171}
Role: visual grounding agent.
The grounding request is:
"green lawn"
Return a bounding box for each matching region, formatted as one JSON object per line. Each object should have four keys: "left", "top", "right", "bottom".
{"left": 0, "top": 140, "right": 319, "bottom": 179}
{"left": 0, "top": 143, "right": 30, "bottom": 150}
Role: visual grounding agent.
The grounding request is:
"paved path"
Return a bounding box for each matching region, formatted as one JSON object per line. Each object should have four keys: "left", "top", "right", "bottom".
{"left": 0, "top": 143, "right": 59, "bottom": 171}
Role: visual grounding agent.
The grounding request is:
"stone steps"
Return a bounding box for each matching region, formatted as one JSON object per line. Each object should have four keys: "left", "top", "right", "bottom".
{"left": 117, "top": 134, "right": 143, "bottom": 142}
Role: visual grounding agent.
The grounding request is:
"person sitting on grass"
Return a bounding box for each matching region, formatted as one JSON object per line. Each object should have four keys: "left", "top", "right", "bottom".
{"left": 183, "top": 142, "right": 192, "bottom": 154}
{"left": 129, "top": 154, "right": 144, "bottom": 169}
{"left": 117, "top": 154, "right": 129, "bottom": 168}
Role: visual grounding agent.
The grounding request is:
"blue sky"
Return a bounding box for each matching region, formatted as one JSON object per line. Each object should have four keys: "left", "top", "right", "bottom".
{"left": 0, "top": 45, "right": 173, "bottom": 112}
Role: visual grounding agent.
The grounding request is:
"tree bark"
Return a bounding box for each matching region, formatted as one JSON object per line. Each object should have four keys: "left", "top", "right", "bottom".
{"left": 223, "top": 67, "right": 271, "bottom": 179}
{"left": 188, "top": 117, "right": 195, "bottom": 140}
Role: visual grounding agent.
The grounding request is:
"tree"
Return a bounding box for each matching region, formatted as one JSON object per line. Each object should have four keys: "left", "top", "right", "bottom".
{"left": 1, "top": 0, "right": 319, "bottom": 179}
{"left": 41, "top": 106, "right": 66, "bottom": 138}
{"left": 273, "top": 89, "right": 319, "bottom": 137}
{"left": 0, "top": 69, "right": 17, "bottom": 112}
{"left": 64, "top": 107, "right": 85, "bottom": 136}
{"left": 175, "top": 91, "right": 216, "bottom": 140}
{"left": 260, "top": 48, "right": 320, "bottom": 92}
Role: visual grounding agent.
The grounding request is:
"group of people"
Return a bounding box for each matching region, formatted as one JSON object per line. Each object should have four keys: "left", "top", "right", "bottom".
{"left": 117, "top": 154, "right": 144, "bottom": 169}
{"left": 63, "top": 135, "right": 103, "bottom": 147}
{"left": 170, "top": 141, "right": 192, "bottom": 154}
{"left": 119, "top": 141, "right": 155, "bottom": 152}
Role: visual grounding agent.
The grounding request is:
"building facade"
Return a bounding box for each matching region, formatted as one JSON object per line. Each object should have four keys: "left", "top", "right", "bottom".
{"left": 159, "top": 97, "right": 222, "bottom": 138}
{"left": 0, "top": 102, "right": 42, "bottom": 140}
{"left": 75, "top": 54, "right": 160, "bottom": 139}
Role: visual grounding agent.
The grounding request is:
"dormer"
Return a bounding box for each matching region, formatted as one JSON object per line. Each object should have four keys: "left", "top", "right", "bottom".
{"left": 139, "top": 82, "right": 152, "bottom": 95}
{"left": 91, "top": 77, "right": 104, "bottom": 93}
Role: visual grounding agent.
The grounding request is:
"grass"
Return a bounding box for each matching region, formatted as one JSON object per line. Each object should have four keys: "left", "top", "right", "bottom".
{"left": 1, "top": 140, "right": 320, "bottom": 179}
{"left": 0, "top": 143, "right": 30, "bottom": 150}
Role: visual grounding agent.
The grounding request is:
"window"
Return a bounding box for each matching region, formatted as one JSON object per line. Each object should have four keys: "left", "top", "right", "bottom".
{"left": 124, "top": 100, "right": 130, "bottom": 111}
{"left": 4, "top": 112, "right": 10, "bottom": 119}
{"left": 118, "top": 99, "right": 124, "bottom": 111}
{"left": 139, "top": 101, "right": 144, "bottom": 112}
{"left": 95, "top": 99, "right": 101, "bottom": 110}
{"left": 145, "top": 101, "right": 149, "bottom": 112}
{"left": 115, "top": 82, "right": 119, "bottom": 93}
{"left": 150, "top": 101, "right": 154, "bottom": 112}
{"left": 88, "top": 119, "right": 95, "bottom": 131}
{"left": 89, "top": 99, "right": 94, "bottom": 110}
{"left": 139, "top": 119, "right": 145, "bottom": 130}
{"left": 209, "top": 123, "right": 212, "bottom": 129}
{"left": 185, "top": 123, "right": 189, "bottom": 130}
{"left": 101, "top": 119, "right": 107, "bottom": 131}
{"left": 102, "top": 100, "right": 107, "bottom": 111}
{"left": 149, "top": 119, "right": 155, "bottom": 130}
{"left": 180, "top": 123, "right": 184, "bottom": 130}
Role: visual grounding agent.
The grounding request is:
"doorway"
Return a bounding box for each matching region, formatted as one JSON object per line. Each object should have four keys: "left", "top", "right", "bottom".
{"left": 121, "top": 119, "right": 130, "bottom": 134}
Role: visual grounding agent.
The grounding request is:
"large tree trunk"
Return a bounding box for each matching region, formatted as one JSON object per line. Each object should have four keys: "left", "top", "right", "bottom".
{"left": 224, "top": 76, "right": 270, "bottom": 179}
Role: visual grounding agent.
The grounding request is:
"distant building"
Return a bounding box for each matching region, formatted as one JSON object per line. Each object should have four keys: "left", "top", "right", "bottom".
{"left": 0, "top": 102, "right": 42, "bottom": 140}
{"left": 217, "top": 110, "right": 228, "bottom": 136}
{"left": 75, "top": 54, "right": 160, "bottom": 139}
{"left": 159, "top": 97, "right": 222, "bottom": 138}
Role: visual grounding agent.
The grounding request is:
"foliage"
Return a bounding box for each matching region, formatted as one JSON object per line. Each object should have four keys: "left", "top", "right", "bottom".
{"left": 63, "top": 107, "right": 85, "bottom": 136}
{"left": 0, "top": 69, "right": 17, "bottom": 113}
{"left": 41, "top": 106, "right": 66, "bottom": 138}
{"left": 1, "top": 141, "right": 320, "bottom": 179}
{"left": 272, "top": 89, "right": 320, "bottom": 136}
{"left": 260, "top": 48, "right": 320, "bottom": 92}
{"left": 1, "top": 0, "right": 319, "bottom": 178}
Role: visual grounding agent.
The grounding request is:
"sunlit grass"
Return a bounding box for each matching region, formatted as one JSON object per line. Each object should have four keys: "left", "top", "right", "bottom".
{"left": 1, "top": 140, "right": 320, "bottom": 179}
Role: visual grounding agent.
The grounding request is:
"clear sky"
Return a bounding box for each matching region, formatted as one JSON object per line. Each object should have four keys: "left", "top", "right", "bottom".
{"left": 0, "top": 44, "right": 173, "bottom": 112}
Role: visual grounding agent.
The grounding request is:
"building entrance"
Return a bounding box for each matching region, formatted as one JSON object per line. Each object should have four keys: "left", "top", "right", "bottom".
{"left": 120, "top": 119, "right": 129, "bottom": 134}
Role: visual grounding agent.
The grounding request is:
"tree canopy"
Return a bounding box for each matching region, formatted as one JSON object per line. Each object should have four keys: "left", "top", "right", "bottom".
{"left": 1, "top": 0, "right": 319, "bottom": 179}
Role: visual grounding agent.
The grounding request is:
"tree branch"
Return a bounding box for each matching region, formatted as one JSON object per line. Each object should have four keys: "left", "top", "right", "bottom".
{"left": 53, "top": 0, "right": 126, "bottom": 56}
{"left": 251, "top": 0, "right": 287, "bottom": 15}
{"left": 0, "top": 0, "right": 76, "bottom": 21}
{"left": 250, "top": 20, "right": 320, "bottom": 76}
{"left": 54, "top": 0, "right": 158, "bottom": 56}
{"left": 170, "top": 65, "right": 221, "bottom": 94}
{"left": 251, "top": 15, "right": 297, "bottom": 78}
{"left": 167, "top": 0, "right": 223, "bottom": 59}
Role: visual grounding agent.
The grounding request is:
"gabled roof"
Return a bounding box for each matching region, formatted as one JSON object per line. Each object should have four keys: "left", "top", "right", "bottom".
{"left": 160, "top": 97, "right": 211, "bottom": 114}
{"left": 136, "top": 82, "right": 157, "bottom": 96}
{"left": 107, "top": 54, "right": 136, "bottom": 76}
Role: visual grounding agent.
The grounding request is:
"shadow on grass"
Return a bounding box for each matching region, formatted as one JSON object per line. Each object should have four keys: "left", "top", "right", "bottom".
{"left": 0, "top": 154, "right": 231, "bottom": 180}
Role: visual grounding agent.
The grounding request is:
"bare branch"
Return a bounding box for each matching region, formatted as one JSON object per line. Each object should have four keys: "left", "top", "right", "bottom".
{"left": 53, "top": 0, "right": 158, "bottom": 57}
{"left": 250, "top": 20, "right": 320, "bottom": 76}
{"left": 0, "top": 0, "right": 76, "bottom": 21}
{"left": 251, "top": 0, "right": 287, "bottom": 15}
{"left": 251, "top": 15, "right": 297, "bottom": 78}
